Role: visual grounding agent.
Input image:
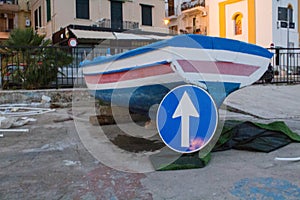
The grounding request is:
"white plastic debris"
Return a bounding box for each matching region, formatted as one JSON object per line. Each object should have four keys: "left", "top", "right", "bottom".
{"left": 0, "top": 103, "right": 43, "bottom": 108}
{"left": 0, "top": 116, "right": 36, "bottom": 128}
{"left": 275, "top": 157, "right": 300, "bottom": 161}
{"left": 0, "top": 117, "right": 14, "bottom": 128}
{"left": 12, "top": 117, "right": 36, "bottom": 127}
{"left": 0, "top": 129, "right": 29, "bottom": 138}
{"left": 41, "top": 95, "right": 51, "bottom": 103}
{"left": 63, "top": 160, "right": 81, "bottom": 166}
{"left": 22, "top": 142, "right": 75, "bottom": 153}
{"left": 0, "top": 107, "right": 55, "bottom": 117}
{"left": 0, "top": 129, "right": 29, "bottom": 132}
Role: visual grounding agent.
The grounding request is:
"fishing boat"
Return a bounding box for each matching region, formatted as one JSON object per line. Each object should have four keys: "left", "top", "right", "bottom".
{"left": 81, "top": 34, "right": 273, "bottom": 115}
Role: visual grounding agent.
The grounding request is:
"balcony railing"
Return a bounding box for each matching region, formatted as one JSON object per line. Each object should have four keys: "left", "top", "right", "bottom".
{"left": 93, "top": 18, "right": 139, "bottom": 30}
{"left": 181, "top": 0, "right": 205, "bottom": 12}
{"left": 0, "top": 0, "right": 19, "bottom": 12}
{"left": 123, "top": 21, "right": 139, "bottom": 30}
{"left": 0, "top": 0, "right": 18, "bottom": 4}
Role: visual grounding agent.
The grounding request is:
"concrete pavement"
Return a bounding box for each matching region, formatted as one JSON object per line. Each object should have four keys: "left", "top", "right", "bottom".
{"left": 0, "top": 84, "right": 299, "bottom": 199}
{"left": 142, "top": 84, "right": 300, "bottom": 200}
{"left": 224, "top": 84, "right": 300, "bottom": 120}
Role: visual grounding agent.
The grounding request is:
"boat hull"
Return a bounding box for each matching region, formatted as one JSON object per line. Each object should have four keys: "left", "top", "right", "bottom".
{"left": 89, "top": 81, "right": 241, "bottom": 114}
{"left": 82, "top": 34, "right": 273, "bottom": 115}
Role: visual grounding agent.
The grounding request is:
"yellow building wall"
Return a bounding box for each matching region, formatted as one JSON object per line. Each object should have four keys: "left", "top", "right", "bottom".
{"left": 17, "top": 0, "right": 31, "bottom": 29}
{"left": 218, "top": 0, "right": 256, "bottom": 44}
{"left": 17, "top": 11, "right": 31, "bottom": 29}
{"left": 224, "top": 1, "right": 248, "bottom": 42}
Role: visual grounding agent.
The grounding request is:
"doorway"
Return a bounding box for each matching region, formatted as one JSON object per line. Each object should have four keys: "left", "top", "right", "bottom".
{"left": 111, "top": 1, "right": 123, "bottom": 30}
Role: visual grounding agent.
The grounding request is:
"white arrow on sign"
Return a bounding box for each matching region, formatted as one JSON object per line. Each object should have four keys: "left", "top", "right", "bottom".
{"left": 172, "top": 91, "right": 199, "bottom": 147}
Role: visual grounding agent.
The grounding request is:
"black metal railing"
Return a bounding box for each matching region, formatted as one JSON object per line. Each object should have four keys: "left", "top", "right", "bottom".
{"left": 1, "top": 45, "right": 299, "bottom": 90}
{"left": 0, "top": 0, "right": 18, "bottom": 4}
{"left": 0, "top": 46, "right": 83, "bottom": 89}
{"left": 0, "top": 45, "right": 143, "bottom": 90}
{"left": 181, "top": 0, "right": 205, "bottom": 12}
{"left": 257, "top": 48, "right": 300, "bottom": 84}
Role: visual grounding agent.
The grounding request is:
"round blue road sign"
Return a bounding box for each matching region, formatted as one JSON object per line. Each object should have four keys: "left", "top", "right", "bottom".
{"left": 156, "top": 85, "right": 218, "bottom": 153}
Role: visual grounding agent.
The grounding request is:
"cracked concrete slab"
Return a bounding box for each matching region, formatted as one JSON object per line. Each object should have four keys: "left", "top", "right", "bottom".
{"left": 0, "top": 84, "right": 299, "bottom": 199}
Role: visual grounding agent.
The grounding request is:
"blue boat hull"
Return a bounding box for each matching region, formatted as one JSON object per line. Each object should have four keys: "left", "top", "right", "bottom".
{"left": 91, "top": 81, "right": 241, "bottom": 115}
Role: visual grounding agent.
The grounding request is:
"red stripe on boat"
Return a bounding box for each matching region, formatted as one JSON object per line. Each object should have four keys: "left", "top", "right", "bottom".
{"left": 178, "top": 60, "right": 260, "bottom": 76}
{"left": 85, "top": 63, "right": 173, "bottom": 84}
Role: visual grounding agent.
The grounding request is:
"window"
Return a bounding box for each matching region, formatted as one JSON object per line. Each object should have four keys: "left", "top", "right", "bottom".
{"left": 233, "top": 13, "right": 242, "bottom": 35}
{"left": 193, "top": 17, "right": 196, "bottom": 33}
{"left": 39, "top": 6, "right": 42, "bottom": 27}
{"left": 76, "top": 0, "right": 89, "bottom": 19}
{"left": 46, "top": 0, "right": 51, "bottom": 22}
{"left": 168, "top": 0, "right": 174, "bottom": 16}
{"left": 170, "top": 25, "right": 178, "bottom": 34}
{"left": 287, "top": 7, "right": 293, "bottom": 23}
{"left": 26, "top": 1, "right": 30, "bottom": 10}
{"left": 34, "top": 6, "right": 42, "bottom": 30}
{"left": 141, "top": 4, "right": 152, "bottom": 26}
{"left": 34, "top": 9, "right": 38, "bottom": 30}
{"left": 289, "top": 9, "right": 293, "bottom": 22}
{"left": 111, "top": 1, "right": 123, "bottom": 30}
{"left": 8, "top": 18, "right": 13, "bottom": 30}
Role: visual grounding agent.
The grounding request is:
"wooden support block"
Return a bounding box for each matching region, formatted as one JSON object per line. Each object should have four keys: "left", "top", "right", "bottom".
{"left": 89, "top": 115, "right": 116, "bottom": 126}
{"left": 92, "top": 105, "right": 150, "bottom": 126}
{"left": 98, "top": 106, "right": 113, "bottom": 116}
{"left": 89, "top": 113, "right": 149, "bottom": 126}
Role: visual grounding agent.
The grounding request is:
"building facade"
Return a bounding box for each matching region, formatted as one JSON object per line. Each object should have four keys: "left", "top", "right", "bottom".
{"left": 167, "top": 0, "right": 299, "bottom": 48}
{"left": 166, "top": 0, "right": 208, "bottom": 35}
{"left": 0, "top": 0, "right": 31, "bottom": 41}
{"left": 30, "top": 0, "right": 167, "bottom": 40}
{"left": 209, "top": 0, "right": 299, "bottom": 48}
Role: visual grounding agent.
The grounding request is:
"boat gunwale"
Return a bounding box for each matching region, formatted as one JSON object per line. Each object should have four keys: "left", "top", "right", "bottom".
{"left": 80, "top": 34, "right": 273, "bottom": 68}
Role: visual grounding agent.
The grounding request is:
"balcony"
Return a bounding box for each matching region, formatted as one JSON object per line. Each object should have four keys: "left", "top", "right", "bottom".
{"left": 92, "top": 18, "right": 139, "bottom": 31}
{"left": 181, "top": 0, "right": 205, "bottom": 13}
{"left": 122, "top": 21, "right": 139, "bottom": 30}
{"left": 0, "top": 0, "right": 19, "bottom": 12}
{"left": 180, "top": 25, "right": 207, "bottom": 35}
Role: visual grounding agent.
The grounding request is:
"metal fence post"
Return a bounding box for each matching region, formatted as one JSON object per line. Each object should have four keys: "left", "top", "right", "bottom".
{"left": 55, "top": 47, "right": 58, "bottom": 89}
{"left": 0, "top": 53, "right": 2, "bottom": 88}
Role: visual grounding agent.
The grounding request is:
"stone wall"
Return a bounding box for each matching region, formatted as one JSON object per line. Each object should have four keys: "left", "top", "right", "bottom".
{"left": 0, "top": 89, "right": 91, "bottom": 104}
